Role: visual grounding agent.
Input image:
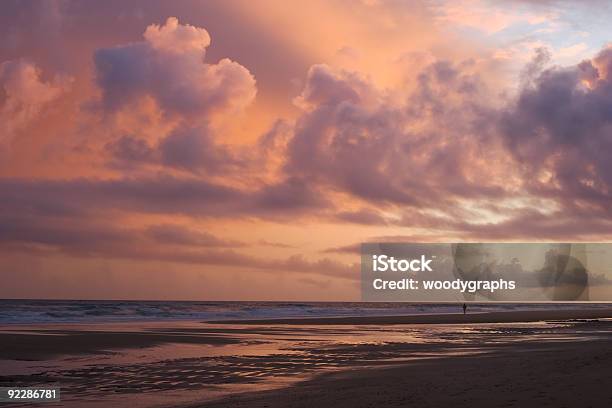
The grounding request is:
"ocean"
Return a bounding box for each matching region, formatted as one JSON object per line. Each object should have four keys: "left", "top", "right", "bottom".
{"left": 0, "top": 299, "right": 609, "bottom": 324}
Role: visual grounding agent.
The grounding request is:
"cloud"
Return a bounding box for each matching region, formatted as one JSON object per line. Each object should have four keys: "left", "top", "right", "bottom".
{"left": 334, "top": 208, "right": 389, "bottom": 225}
{"left": 94, "top": 17, "right": 258, "bottom": 174}
{"left": 159, "top": 126, "right": 243, "bottom": 173}
{"left": 285, "top": 62, "right": 508, "bottom": 211}
{"left": 94, "top": 17, "right": 256, "bottom": 120}
{"left": 500, "top": 45, "right": 612, "bottom": 218}
{"left": 431, "top": 0, "right": 558, "bottom": 35}
{"left": 0, "top": 176, "right": 241, "bottom": 218}
{"left": 0, "top": 171, "right": 345, "bottom": 279}
{"left": 276, "top": 45, "right": 612, "bottom": 240}
{"left": 105, "top": 125, "right": 247, "bottom": 174}
{"left": 0, "top": 211, "right": 356, "bottom": 280}
{"left": 0, "top": 59, "right": 70, "bottom": 150}
{"left": 254, "top": 176, "right": 328, "bottom": 212}
{"left": 145, "top": 224, "right": 244, "bottom": 247}
{"left": 105, "top": 135, "right": 156, "bottom": 164}
{"left": 0, "top": 174, "right": 328, "bottom": 221}
{"left": 143, "top": 15, "right": 211, "bottom": 54}
{"left": 9, "top": 40, "right": 612, "bottom": 249}
{"left": 5, "top": 4, "right": 612, "bottom": 301}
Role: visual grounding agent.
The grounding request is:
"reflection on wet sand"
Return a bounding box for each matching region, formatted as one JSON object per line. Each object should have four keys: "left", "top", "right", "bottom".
{"left": 1, "top": 317, "right": 612, "bottom": 407}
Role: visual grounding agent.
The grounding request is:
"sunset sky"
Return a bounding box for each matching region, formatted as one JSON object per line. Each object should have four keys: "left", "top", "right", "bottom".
{"left": 2, "top": 0, "right": 612, "bottom": 300}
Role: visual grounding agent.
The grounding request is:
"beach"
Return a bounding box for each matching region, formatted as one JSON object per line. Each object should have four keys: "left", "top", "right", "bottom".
{"left": 198, "top": 333, "right": 612, "bottom": 408}
{"left": 1, "top": 306, "right": 612, "bottom": 407}
{"left": 4, "top": 3, "right": 612, "bottom": 408}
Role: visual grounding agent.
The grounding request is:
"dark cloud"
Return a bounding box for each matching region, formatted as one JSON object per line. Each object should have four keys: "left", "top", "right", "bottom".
{"left": 0, "top": 214, "right": 130, "bottom": 250}
{"left": 64, "top": 46, "right": 612, "bottom": 242}
{"left": 0, "top": 211, "right": 245, "bottom": 252}
{"left": 159, "top": 126, "right": 241, "bottom": 173}
{"left": 285, "top": 62, "right": 506, "bottom": 211}
{"left": 287, "top": 64, "right": 419, "bottom": 205}
{"left": 500, "top": 46, "right": 612, "bottom": 217}
{"left": 279, "top": 46, "right": 612, "bottom": 240}
{"left": 0, "top": 217, "right": 356, "bottom": 281}
{"left": 254, "top": 176, "right": 328, "bottom": 212}
{"left": 0, "top": 175, "right": 327, "bottom": 219}
{"left": 105, "top": 135, "right": 156, "bottom": 163}
{"left": 0, "top": 211, "right": 356, "bottom": 280}
{"left": 106, "top": 126, "right": 247, "bottom": 174}
{"left": 92, "top": 17, "right": 258, "bottom": 173}
{"left": 0, "top": 176, "right": 242, "bottom": 217}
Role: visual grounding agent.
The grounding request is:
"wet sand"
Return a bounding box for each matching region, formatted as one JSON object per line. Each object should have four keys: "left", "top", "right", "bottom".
{"left": 1, "top": 311, "right": 612, "bottom": 407}
{"left": 0, "top": 327, "right": 241, "bottom": 360}
{"left": 212, "top": 307, "right": 612, "bottom": 325}
{"left": 197, "top": 334, "right": 612, "bottom": 408}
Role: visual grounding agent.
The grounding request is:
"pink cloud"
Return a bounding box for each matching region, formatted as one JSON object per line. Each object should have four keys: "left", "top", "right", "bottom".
{"left": 0, "top": 59, "right": 71, "bottom": 151}
{"left": 94, "top": 17, "right": 256, "bottom": 119}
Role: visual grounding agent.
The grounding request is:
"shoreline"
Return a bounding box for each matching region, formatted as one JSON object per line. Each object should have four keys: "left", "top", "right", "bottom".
{"left": 210, "top": 308, "right": 612, "bottom": 325}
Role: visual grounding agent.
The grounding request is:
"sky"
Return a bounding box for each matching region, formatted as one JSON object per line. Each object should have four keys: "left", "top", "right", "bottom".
{"left": 2, "top": 0, "right": 612, "bottom": 301}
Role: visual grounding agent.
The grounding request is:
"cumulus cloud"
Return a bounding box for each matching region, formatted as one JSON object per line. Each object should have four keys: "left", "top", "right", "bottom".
{"left": 105, "top": 126, "right": 246, "bottom": 174}
{"left": 8, "top": 20, "right": 612, "bottom": 286}
{"left": 159, "top": 126, "right": 241, "bottom": 172}
{"left": 143, "top": 16, "right": 211, "bottom": 55}
{"left": 0, "top": 59, "right": 70, "bottom": 150}
{"left": 95, "top": 17, "right": 258, "bottom": 173}
{"left": 285, "top": 62, "right": 509, "bottom": 211}
{"left": 8, "top": 43, "right": 612, "bottom": 247}
{"left": 500, "top": 46, "right": 612, "bottom": 218}
{"left": 6, "top": 2, "right": 612, "bottom": 299}
{"left": 267, "top": 47, "right": 612, "bottom": 239}
{"left": 94, "top": 17, "right": 256, "bottom": 119}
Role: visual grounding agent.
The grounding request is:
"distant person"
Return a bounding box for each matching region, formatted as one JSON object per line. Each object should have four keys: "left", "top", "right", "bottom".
{"left": 462, "top": 303, "right": 467, "bottom": 315}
